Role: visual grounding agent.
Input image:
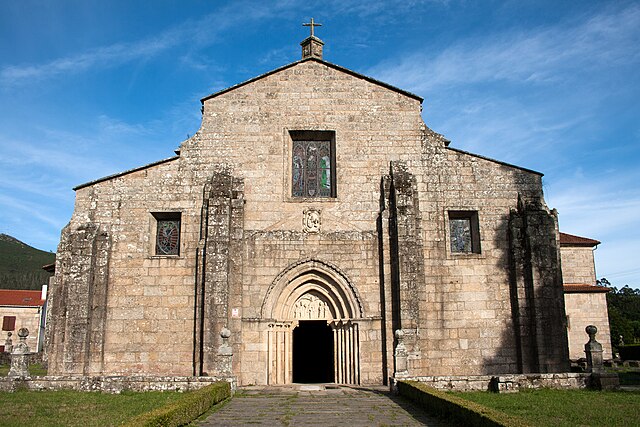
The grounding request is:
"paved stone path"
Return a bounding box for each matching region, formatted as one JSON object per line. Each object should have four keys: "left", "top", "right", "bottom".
{"left": 198, "top": 384, "right": 450, "bottom": 426}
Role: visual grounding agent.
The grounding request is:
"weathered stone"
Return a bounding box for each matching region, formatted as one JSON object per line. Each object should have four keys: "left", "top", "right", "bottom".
{"left": 8, "top": 328, "right": 30, "bottom": 377}
{"left": 584, "top": 325, "right": 604, "bottom": 373}
{"left": 394, "top": 329, "right": 408, "bottom": 376}
{"left": 4, "top": 332, "right": 13, "bottom": 354}
{"left": 45, "top": 35, "right": 574, "bottom": 386}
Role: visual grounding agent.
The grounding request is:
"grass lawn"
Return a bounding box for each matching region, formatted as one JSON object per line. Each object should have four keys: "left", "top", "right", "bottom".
{"left": 0, "top": 389, "right": 185, "bottom": 427}
{"left": 0, "top": 363, "right": 48, "bottom": 377}
{"left": 453, "top": 388, "right": 640, "bottom": 427}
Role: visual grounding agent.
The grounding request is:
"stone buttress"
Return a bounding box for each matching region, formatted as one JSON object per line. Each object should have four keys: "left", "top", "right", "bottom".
{"left": 194, "top": 167, "right": 244, "bottom": 376}
{"left": 46, "top": 223, "right": 111, "bottom": 375}
{"left": 508, "top": 196, "right": 569, "bottom": 373}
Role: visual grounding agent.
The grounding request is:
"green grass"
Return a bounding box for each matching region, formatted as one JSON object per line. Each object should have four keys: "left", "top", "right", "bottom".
{"left": 0, "top": 389, "right": 185, "bottom": 427}
{"left": 0, "top": 363, "right": 48, "bottom": 377}
{"left": 452, "top": 388, "right": 640, "bottom": 427}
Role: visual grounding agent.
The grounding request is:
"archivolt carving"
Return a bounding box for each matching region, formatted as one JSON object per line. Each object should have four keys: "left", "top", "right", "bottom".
{"left": 261, "top": 258, "right": 363, "bottom": 320}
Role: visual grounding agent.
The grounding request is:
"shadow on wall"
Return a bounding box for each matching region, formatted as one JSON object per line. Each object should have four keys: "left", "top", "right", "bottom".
{"left": 482, "top": 198, "right": 569, "bottom": 375}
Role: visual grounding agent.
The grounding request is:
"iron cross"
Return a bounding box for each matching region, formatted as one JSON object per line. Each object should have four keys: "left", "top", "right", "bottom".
{"left": 303, "top": 18, "right": 322, "bottom": 38}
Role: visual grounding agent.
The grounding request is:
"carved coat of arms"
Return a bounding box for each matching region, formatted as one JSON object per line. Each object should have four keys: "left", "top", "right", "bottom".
{"left": 303, "top": 209, "right": 321, "bottom": 233}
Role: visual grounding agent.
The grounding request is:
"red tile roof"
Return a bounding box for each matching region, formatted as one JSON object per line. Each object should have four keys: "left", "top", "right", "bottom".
{"left": 0, "top": 290, "right": 45, "bottom": 307}
{"left": 563, "top": 283, "right": 610, "bottom": 293}
{"left": 559, "top": 232, "right": 600, "bottom": 247}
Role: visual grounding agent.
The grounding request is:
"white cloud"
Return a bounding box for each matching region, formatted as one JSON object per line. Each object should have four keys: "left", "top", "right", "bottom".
{"left": 0, "top": 0, "right": 299, "bottom": 87}
{"left": 0, "top": 133, "right": 115, "bottom": 178}
{"left": 0, "top": 193, "right": 66, "bottom": 229}
{"left": 97, "top": 115, "right": 152, "bottom": 137}
{"left": 549, "top": 167, "right": 640, "bottom": 233}
{"left": 0, "top": 31, "right": 181, "bottom": 86}
{"left": 595, "top": 239, "right": 640, "bottom": 288}
{"left": 548, "top": 168, "right": 640, "bottom": 288}
{"left": 367, "top": 3, "right": 640, "bottom": 93}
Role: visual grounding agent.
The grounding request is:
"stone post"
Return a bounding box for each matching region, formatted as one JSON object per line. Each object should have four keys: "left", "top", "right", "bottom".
{"left": 394, "top": 329, "right": 408, "bottom": 376}
{"left": 217, "top": 327, "right": 233, "bottom": 376}
{"left": 8, "top": 328, "right": 30, "bottom": 377}
{"left": 584, "top": 325, "right": 603, "bottom": 373}
{"left": 4, "top": 332, "right": 13, "bottom": 353}
{"left": 585, "top": 325, "right": 619, "bottom": 390}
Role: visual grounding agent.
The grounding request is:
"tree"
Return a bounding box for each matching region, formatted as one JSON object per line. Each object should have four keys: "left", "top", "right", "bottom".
{"left": 599, "top": 278, "right": 640, "bottom": 348}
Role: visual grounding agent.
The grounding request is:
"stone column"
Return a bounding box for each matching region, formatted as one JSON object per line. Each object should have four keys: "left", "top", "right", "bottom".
{"left": 8, "top": 328, "right": 30, "bottom": 378}
{"left": 584, "top": 325, "right": 603, "bottom": 373}
{"left": 585, "top": 325, "right": 619, "bottom": 390}
{"left": 217, "top": 328, "right": 233, "bottom": 376}
{"left": 394, "top": 329, "right": 408, "bottom": 377}
{"left": 267, "top": 322, "right": 292, "bottom": 385}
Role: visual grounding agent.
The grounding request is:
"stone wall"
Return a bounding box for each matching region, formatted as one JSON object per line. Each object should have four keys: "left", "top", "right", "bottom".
{"left": 48, "top": 57, "right": 568, "bottom": 385}
{"left": 405, "top": 125, "right": 567, "bottom": 376}
{"left": 0, "top": 375, "right": 235, "bottom": 393}
{"left": 561, "top": 246, "right": 597, "bottom": 285}
{"left": 565, "top": 292, "right": 612, "bottom": 359}
{"left": 394, "top": 372, "right": 589, "bottom": 392}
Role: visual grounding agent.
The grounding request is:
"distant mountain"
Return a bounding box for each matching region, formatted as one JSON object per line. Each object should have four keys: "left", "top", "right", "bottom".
{"left": 0, "top": 234, "right": 55, "bottom": 290}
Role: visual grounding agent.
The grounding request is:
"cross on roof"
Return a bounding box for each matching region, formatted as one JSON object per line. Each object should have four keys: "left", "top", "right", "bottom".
{"left": 303, "top": 18, "right": 322, "bottom": 38}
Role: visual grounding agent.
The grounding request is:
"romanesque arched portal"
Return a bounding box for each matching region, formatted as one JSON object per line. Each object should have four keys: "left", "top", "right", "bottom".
{"left": 262, "top": 260, "right": 362, "bottom": 385}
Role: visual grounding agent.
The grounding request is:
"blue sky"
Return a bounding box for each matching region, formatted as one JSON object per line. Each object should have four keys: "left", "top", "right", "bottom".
{"left": 0, "top": 0, "right": 638, "bottom": 288}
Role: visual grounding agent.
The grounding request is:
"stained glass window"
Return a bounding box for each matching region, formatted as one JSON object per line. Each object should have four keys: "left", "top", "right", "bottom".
{"left": 450, "top": 218, "right": 472, "bottom": 252}
{"left": 292, "top": 140, "right": 333, "bottom": 198}
{"left": 156, "top": 217, "right": 180, "bottom": 255}
{"left": 449, "top": 211, "right": 480, "bottom": 254}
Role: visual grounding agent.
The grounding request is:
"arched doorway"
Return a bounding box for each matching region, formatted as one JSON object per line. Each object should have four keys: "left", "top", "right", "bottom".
{"left": 292, "top": 320, "right": 333, "bottom": 383}
{"left": 262, "top": 260, "right": 363, "bottom": 385}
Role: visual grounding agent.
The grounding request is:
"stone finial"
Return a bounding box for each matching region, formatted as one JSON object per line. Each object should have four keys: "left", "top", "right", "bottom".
{"left": 394, "top": 329, "right": 408, "bottom": 376}
{"left": 14, "top": 328, "right": 30, "bottom": 354}
{"left": 8, "top": 328, "right": 30, "bottom": 377}
{"left": 584, "top": 325, "right": 603, "bottom": 373}
{"left": 220, "top": 327, "right": 231, "bottom": 340}
{"left": 4, "top": 332, "right": 13, "bottom": 353}
{"left": 217, "top": 327, "right": 233, "bottom": 375}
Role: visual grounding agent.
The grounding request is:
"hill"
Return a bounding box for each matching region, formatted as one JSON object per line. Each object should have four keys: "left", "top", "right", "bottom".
{"left": 0, "top": 234, "right": 55, "bottom": 290}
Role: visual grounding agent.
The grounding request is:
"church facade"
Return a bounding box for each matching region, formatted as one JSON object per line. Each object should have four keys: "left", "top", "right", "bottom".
{"left": 46, "top": 33, "right": 569, "bottom": 386}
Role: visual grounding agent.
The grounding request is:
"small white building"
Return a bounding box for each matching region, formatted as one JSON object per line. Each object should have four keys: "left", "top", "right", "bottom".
{"left": 0, "top": 287, "right": 47, "bottom": 353}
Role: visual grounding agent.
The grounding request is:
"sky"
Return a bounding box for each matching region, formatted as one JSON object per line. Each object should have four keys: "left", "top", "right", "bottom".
{"left": 0, "top": 0, "right": 638, "bottom": 288}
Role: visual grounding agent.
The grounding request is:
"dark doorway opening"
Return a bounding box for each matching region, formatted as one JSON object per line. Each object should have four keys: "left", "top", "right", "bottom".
{"left": 292, "top": 320, "right": 334, "bottom": 383}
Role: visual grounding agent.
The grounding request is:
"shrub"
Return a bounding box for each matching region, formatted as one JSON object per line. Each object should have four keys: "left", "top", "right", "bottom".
{"left": 618, "top": 344, "right": 640, "bottom": 361}
{"left": 123, "top": 382, "right": 231, "bottom": 427}
{"left": 397, "top": 381, "right": 530, "bottom": 427}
